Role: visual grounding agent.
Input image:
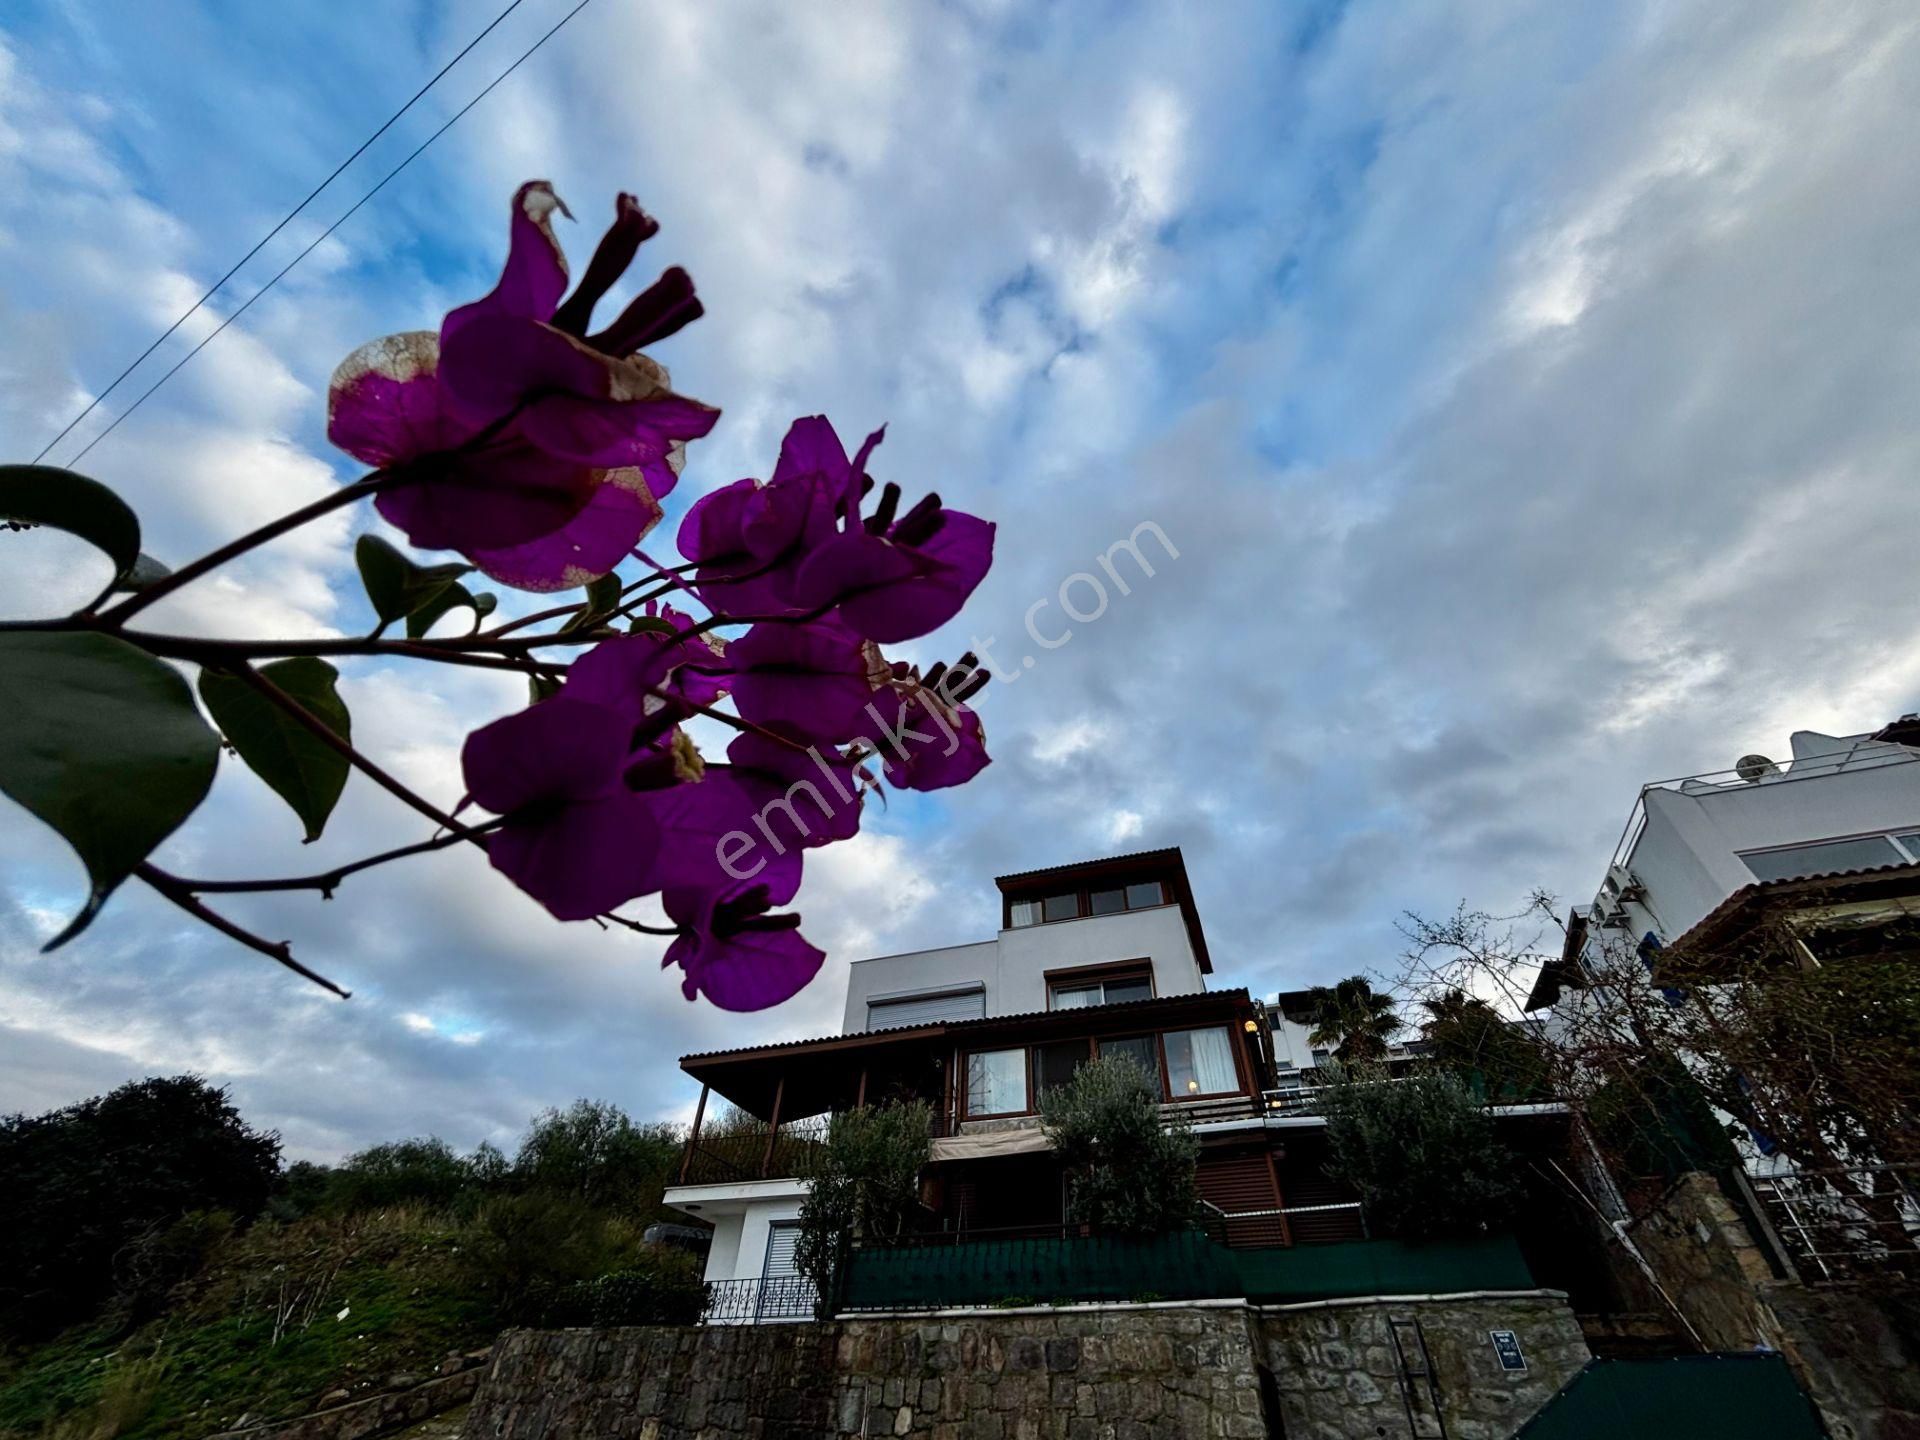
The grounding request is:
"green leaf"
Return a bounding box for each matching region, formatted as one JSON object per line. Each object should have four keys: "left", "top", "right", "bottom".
{"left": 528, "top": 673, "right": 564, "bottom": 704}
{"left": 0, "top": 631, "right": 219, "bottom": 947}
{"left": 561, "top": 574, "right": 625, "bottom": 635}
{"left": 404, "top": 583, "right": 499, "bottom": 639}
{"left": 111, "top": 553, "right": 173, "bottom": 593}
{"left": 629, "top": 616, "right": 677, "bottom": 637}
{"left": 197, "top": 659, "right": 351, "bottom": 844}
{"left": 355, "top": 535, "right": 471, "bottom": 630}
{"left": 0, "top": 464, "right": 142, "bottom": 582}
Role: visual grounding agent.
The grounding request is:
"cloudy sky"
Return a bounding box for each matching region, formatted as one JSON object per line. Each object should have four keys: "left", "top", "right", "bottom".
{"left": 5, "top": 1, "right": 1919, "bottom": 1160}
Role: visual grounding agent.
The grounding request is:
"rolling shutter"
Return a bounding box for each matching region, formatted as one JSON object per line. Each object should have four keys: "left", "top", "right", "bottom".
{"left": 867, "top": 987, "right": 986, "bottom": 1030}
{"left": 763, "top": 1222, "right": 801, "bottom": 1278}
{"left": 1196, "top": 1151, "right": 1289, "bottom": 1248}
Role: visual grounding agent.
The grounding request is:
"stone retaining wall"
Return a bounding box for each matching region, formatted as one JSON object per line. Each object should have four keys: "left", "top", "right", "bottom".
{"left": 462, "top": 1293, "right": 1590, "bottom": 1440}
{"left": 207, "top": 1365, "right": 483, "bottom": 1440}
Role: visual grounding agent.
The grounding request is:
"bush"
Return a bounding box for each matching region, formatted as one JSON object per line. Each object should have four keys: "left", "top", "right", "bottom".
{"left": 0, "top": 1075, "right": 280, "bottom": 1336}
{"left": 542, "top": 1249, "right": 707, "bottom": 1327}
{"left": 512, "top": 1100, "right": 681, "bottom": 1215}
{"left": 1319, "top": 1066, "right": 1519, "bottom": 1240}
{"left": 458, "top": 1192, "right": 640, "bottom": 1323}
{"left": 794, "top": 1101, "right": 933, "bottom": 1306}
{"left": 328, "top": 1137, "right": 493, "bottom": 1213}
{"left": 1040, "top": 1056, "right": 1199, "bottom": 1237}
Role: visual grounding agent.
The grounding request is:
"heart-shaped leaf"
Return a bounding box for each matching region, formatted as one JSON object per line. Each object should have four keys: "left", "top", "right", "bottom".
{"left": 355, "top": 535, "right": 471, "bottom": 631}
{"left": 561, "top": 574, "right": 625, "bottom": 634}
{"left": 0, "top": 631, "right": 219, "bottom": 947}
{"left": 405, "top": 583, "right": 498, "bottom": 639}
{"left": 0, "top": 465, "right": 142, "bottom": 583}
{"left": 198, "top": 659, "right": 351, "bottom": 843}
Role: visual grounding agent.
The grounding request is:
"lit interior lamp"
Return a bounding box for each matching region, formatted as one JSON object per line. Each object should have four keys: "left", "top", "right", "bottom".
{"left": 1242, "top": 1020, "right": 1259, "bottom": 1033}
{"left": 1186, "top": 1079, "right": 1200, "bottom": 1093}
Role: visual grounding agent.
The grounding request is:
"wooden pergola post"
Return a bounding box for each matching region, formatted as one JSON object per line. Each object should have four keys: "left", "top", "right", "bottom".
{"left": 856, "top": 1067, "right": 869, "bottom": 1109}
{"left": 680, "top": 1083, "right": 709, "bottom": 1184}
{"left": 761, "top": 1075, "right": 785, "bottom": 1178}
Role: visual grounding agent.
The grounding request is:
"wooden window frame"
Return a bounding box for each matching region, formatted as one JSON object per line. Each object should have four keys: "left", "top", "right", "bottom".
{"left": 1003, "top": 877, "right": 1175, "bottom": 929}
{"left": 961, "top": 1045, "right": 1034, "bottom": 1119}
{"left": 1044, "top": 959, "right": 1156, "bottom": 1010}
{"left": 1160, "top": 1024, "right": 1248, "bottom": 1102}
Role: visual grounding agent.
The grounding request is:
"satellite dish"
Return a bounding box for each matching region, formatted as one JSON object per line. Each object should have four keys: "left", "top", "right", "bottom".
{"left": 1735, "top": 754, "right": 1780, "bottom": 783}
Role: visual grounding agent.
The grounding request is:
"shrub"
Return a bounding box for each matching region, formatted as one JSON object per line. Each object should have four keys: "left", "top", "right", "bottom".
{"left": 458, "top": 1192, "right": 639, "bottom": 1323}
{"left": 794, "top": 1101, "right": 933, "bottom": 1306}
{"left": 512, "top": 1100, "right": 681, "bottom": 1215}
{"left": 542, "top": 1249, "right": 707, "bottom": 1327}
{"left": 328, "top": 1137, "right": 475, "bottom": 1212}
{"left": 0, "top": 1075, "right": 279, "bottom": 1336}
{"left": 1319, "top": 1066, "right": 1520, "bottom": 1240}
{"left": 1040, "top": 1056, "right": 1199, "bottom": 1237}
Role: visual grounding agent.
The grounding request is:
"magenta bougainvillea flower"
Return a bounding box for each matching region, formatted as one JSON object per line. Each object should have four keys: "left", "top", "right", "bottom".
{"left": 328, "top": 183, "right": 719, "bottom": 591}
{"left": 726, "top": 732, "right": 867, "bottom": 850}
{"left": 564, "top": 604, "right": 731, "bottom": 714}
{"left": 788, "top": 424, "right": 995, "bottom": 643}
{"left": 459, "top": 695, "right": 662, "bottom": 921}
{"left": 726, "top": 616, "right": 886, "bottom": 744}
{"left": 675, "top": 416, "right": 874, "bottom": 617}
{"left": 662, "top": 879, "right": 824, "bottom": 1011}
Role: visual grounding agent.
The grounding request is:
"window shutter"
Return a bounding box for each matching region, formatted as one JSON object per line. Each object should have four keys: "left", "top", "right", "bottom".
{"left": 763, "top": 1223, "right": 801, "bottom": 1278}
{"left": 867, "top": 988, "right": 986, "bottom": 1030}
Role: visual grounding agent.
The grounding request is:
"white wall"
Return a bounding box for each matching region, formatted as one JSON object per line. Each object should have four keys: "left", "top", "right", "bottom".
{"left": 840, "top": 906, "right": 1205, "bottom": 1032}
{"left": 1624, "top": 736, "right": 1920, "bottom": 941}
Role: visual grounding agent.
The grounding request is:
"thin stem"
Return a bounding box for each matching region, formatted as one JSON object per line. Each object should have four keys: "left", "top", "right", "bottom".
{"left": 136, "top": 863, "right": 350, "bottom": 997}
{"left": 602, "top": 912, "right": 684, "bottom": 938}
{"left": 228, "top": 661, "right": 481, "bottom": 839}
{"left": 99, "top": 472, "right": 396, "bottom": 625}
{"left": 172, "top": 821, "right": 504, "bottom": 896}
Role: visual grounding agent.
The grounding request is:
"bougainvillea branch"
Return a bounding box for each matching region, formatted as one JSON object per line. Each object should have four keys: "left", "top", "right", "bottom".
{"left": 0, "top": 180, "right": 997, "bottom": 1011}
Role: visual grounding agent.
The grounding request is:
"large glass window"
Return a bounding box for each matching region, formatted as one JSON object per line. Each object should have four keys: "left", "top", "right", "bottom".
{"left": 1124, "top": 881, "right": 1164, "bottom": 909}
{"left": 1036, "top": 1040, "right": 1089, "bottom": 1096}
{"left": 1089, "top": 887, "right": 1127, "bottom": 916}
{"left": 1051, "top": 984, "right": 1101, "bottom": 1009}
{"left": 1041, "top": 893, "right": 1080, "bottom": 923}
{"left": 1099, "top": 1035, "right": 1159, "bottom": 1084}
{"left": 1008, "top": 899, "right": 1040, "bottom": 928}
{"left": 1740, "top": 835, "right": 1906, "bottom": 883}
{"left": 1048, "top": 969, "right": 1155, "bottom": 1009}
{"left": 1163, "top": 1027, "right": 1238, "bottom": 1097}
{"left": 966, "top": 1048, "right": 1028, "bottom": 1114}
{"left": 1104, "top": 976, "right": 1153, "bottom": 1005}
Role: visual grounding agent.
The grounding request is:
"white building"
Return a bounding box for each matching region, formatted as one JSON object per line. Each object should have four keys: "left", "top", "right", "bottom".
{"left": 1530, "top": 720, "right": 1920, "bottom": 1020}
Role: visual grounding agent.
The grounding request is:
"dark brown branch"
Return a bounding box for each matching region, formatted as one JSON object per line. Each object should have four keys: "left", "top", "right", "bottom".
{"left": 136, "top": 863, "right": 350, "bottom": 997}
{"left": 171, "top": 821, "right": 503, "bottom": 896}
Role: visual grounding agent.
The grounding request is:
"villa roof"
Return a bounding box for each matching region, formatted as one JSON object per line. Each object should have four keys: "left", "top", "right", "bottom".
{"left": 1668, "top": 858, "right": 1920, "bottom": 957}
{"left": 679, "top": 987, "right": 1256, "bottom": 1121}
{"left": 993, "top": 846, "right": 1214, "bottom": 973}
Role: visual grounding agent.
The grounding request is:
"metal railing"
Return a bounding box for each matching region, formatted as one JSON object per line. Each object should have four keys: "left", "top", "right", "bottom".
{"left": 1749, "top": 1163, "right": 1920, "bottom": 1279}
{"left": 702, "top": 1275, "right": 818, "bottom": 1324}
{"left": 678, "top": 1114, "right": 830, "bottom": 1185}
{"left": 1199, "top": 1198, "right": 1368, "bottom": 1246}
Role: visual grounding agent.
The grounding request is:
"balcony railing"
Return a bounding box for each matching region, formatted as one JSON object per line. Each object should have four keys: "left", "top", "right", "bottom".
{"left": 703, "top": 1275, "right": 818, "bottom": 1324}
{"left": 677, "top": 1114, "right": 829, "bottom": 1185}
{"left": 1750, "top": 1163, "right": 1920, "bottom": 1280}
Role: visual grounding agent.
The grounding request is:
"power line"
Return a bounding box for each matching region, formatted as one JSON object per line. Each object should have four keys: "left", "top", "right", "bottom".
{"left": 33, "top": 0, "right": 543, "bottom": 466}
{"left": 64, "top": 0, "right": 599, "bottom": 468}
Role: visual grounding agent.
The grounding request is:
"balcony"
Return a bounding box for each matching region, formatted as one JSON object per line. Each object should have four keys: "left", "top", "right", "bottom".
{"left": 677, "top": 1114, "right": 828, "bottom": 1186}
{"left": 702, "top": 1275, "right": 819, "bottom": 1325}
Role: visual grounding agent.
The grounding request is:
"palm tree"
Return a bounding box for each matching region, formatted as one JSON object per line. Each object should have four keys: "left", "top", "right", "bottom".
{"left": 1305, "top": 976, "right": 1404, "bottom": 1064}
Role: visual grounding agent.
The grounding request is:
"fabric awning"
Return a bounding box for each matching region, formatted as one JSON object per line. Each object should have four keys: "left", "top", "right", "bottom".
{"left": 929, "top": 1127, "right": 1055, "bottom": 1162}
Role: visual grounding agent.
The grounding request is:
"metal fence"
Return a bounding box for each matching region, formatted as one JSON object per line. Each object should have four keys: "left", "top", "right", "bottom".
{"left": 1749, "top": 1163, "right": 1920, "bottom": 1279}
{"left": 702, "top": 1275, "right": 819, "bottom": 1325}
{"left": 678, "top": 1114, "right": 830, "bottom": 1185}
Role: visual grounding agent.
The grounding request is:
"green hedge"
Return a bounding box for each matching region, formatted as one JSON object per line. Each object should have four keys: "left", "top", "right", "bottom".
{"left": 840, "top": 1232, "right": 1532, "bottom": 1311}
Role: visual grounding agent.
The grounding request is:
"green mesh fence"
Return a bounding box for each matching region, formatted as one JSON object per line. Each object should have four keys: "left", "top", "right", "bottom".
{"left": 1514, "top": 1355, "right": 1825, "bottom": 1439}
{"left": 839, "top": 1232, "right": 1533, "bottom": 1311}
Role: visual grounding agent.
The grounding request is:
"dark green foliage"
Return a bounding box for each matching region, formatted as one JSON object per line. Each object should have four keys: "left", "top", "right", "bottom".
{"left": 0, "top": 1076, "right": 279, "bottom": 1337}
{"left": 540, "top": 1249, "right": 707, "bottom": 1327}
{"left": 1420, "top": 988, "right": 1553, "bottom": 1100}
{"left": 1319, "top": 1067, "right": 1519, "bottom": 1240}
{"left": 1040, "top": 1056, "right": 1199, "bottom": 1237}
{"left": 326, "top": 1137, "right": 488, "bottom": 1213}
{"left": 1305, "top": 975, "right": 1404, "bottom": 1062}
{"left": 197, "top": 658, "right": 351, "bottom": 843}
{"left": 267, "top": 1160, "right": 337, "bottom": 1221}
{"left": 795, "top": 1101, "right": 933, "bottom": 1306}
{"left": 0, "top": 631, "right": 221, "bottom": 946}
{"left": 457, "top": 1193, "right": 641, "bottom": 1324}
{"left": 512, "top": 1099, "right": 682, "bottom": 1215}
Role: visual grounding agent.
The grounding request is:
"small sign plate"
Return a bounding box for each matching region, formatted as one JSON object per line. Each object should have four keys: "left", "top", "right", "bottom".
{"left": 1490, "top": 1329, "right": 1527, "bottom": 1373}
